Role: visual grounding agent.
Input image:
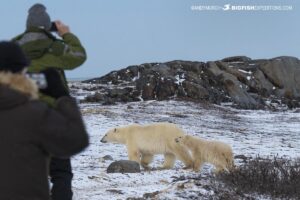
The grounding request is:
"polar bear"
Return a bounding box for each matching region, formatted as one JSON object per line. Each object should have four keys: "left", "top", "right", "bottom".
{"left": 175, "top": 135, "right": 234, "bottom": 173}
{"left": 101, "top": 123, "right": 193, "bottom": 169}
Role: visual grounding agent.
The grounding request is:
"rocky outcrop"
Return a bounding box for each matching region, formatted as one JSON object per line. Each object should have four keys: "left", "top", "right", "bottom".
{"left": 81, "top": 56, "right": 300, "bottom": 109}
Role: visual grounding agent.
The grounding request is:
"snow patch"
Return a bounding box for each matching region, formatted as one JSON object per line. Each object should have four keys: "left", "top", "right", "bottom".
{"left": 132, "top": 72, "right": 140, "bottom": 81}
{"left": 238, "top": 69, "right": 252, "bottom": 74}
{"left": 175, "top": 74, "right": 185, "bottom": 85}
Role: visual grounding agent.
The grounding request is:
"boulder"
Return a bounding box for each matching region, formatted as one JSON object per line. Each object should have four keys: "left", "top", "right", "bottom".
{"left": 107, "top": 160, "right": 141, "bottom": 173}
{"left": 103, "top": 155, "right": 113, "bottom": 161}
{"left": 84, "top": 92, "right": 104, "bottom": 102}
{"left": 156, "top": 78, "right": 177, "bottom": 100}
{"left": 259, "top": 57, "right": 300, "bottom": 99}
{"left": 207, "top": 62, "right": 261, "bottom": 109}
{"left": 250, "top": 69, "right": 274, "bottom": 96}
{"left": 222, "top": 56, "right": 252, "bottom": 63}
{"left": 181, "top": 81, "right": 209, "bottom": 100}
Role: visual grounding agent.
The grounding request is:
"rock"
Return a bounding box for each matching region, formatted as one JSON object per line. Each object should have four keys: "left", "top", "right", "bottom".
{"left": 143, "top": 191, "right": 160, "bottom": 199}
{"left": 156, "top": 78, "right": 177, "bottom": 100}
{"left": 106, "top": 87, "right": 138, "bottom": 102}
{"left": 107, "top": 160, "right": 141, "bottom": 173}
{"left": 82, "top": 56, "right": 300, "bottom": 110}
{"left": 84, "top": 92, "right": 104, "bottom": 102}
{"left": 102, "top": 97, "right": 116, "bottom": 105}
{"left": 106, "top": 189, "right": 124, "bottom": 194}
{"left": 182, "top": 81, "right": 209, "bottom": 100}
{"left": 127, "top": 105, "right": 134, "bottom": 109}
{"left": 293, "top": 108, "right": 300, "bottom": 113}
{"left": 282, "top": 99, "right": 300, "bottom": 109}
{"left": 141, "top": 83, "right": 156, "bottom": 100}
{"left": 259, "top": 57, "right": 300, "bottom": 98}
{"left": 250, "top": 69, "right": 274, "bottom": 96}
{"left": 207, "top": 62, "right": 261, "bottom": 109}
{"left": 109, "top": 88, "right": 133, "bottom": 98}
{"left": 221, "top": 56, "right": 252, "bottom": 63}
{"left": 103, "top": 155, "right": 113, "bottom": 161}
{"left": 234, "top": 155, "right": 248, "bottom": 160}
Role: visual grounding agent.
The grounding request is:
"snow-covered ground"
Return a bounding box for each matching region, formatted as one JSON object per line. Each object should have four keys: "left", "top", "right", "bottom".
{"left": 70, "top": 98, "right": 300, "bottom": 200}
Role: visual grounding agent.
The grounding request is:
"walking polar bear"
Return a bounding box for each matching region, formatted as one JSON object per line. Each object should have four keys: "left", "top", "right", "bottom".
{"left": 101, "top": 123, "right": 193, "bottom": 169}
{"left": 175, "top": 135, "right": 234, "bottom": 173}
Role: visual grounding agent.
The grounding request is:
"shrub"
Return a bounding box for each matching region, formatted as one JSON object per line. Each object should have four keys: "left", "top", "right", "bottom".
{"left": 219, "top": 156, "right": 300, "bottom": 199}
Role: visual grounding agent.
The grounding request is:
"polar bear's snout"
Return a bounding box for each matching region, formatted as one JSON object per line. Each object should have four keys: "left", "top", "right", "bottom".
{"left": 101, "top": 135, "right": 107, "bottom": 143}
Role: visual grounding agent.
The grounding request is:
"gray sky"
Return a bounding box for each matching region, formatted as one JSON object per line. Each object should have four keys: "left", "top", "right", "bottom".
{"left": 1, "top": 0, "right": 299, "bottom": 78}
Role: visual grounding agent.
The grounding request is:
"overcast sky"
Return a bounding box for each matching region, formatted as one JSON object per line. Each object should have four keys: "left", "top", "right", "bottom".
{"left": 1, "top": 0, "right": 299, "bottom": 78}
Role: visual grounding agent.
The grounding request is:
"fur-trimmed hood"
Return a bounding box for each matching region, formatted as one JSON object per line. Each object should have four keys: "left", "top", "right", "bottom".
{"left": 0, "top": 72, "right": 89, "bottom": 200}
{"left": 0, "top": 72, "right": 38, "bottom": 109}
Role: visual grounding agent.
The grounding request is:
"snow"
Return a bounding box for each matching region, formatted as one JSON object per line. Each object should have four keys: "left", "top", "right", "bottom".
{"left": 71, "top": 98, "right": 300, "bottom": 199}
{"left": 137, "top": 93, "right": 144, "bottom": 102}
{"left": 132, "top": 72, "right": 140, "bottom": 81}
{"left": 238, "top": 69, "right": 252, "bottom": 74}
{"left": 229, "top": 61, "right": 244, "bottom": 64}
{"left": 175, "top": 74, "right": 185, "bottom": 85}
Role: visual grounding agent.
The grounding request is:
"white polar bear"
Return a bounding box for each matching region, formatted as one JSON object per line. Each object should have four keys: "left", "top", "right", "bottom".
{"left": 175, "top": 135, "right": 234, "bottom": 173}
{"left": 101, "top": 123, "right": 193, "bottom": 169}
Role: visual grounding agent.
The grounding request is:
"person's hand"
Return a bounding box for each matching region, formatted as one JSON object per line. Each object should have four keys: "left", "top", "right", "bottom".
{"left": 54, "top": 20, "right": 70, "bottom": 37}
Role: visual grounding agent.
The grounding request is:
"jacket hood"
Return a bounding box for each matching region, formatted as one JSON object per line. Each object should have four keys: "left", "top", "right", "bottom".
{"left": 0, "top": 72, "right": 38, "bottom": 109}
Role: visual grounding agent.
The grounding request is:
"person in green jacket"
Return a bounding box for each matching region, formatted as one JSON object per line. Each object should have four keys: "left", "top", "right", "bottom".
{"left": 13, "top": 4, "right": 87, "bottom": 200}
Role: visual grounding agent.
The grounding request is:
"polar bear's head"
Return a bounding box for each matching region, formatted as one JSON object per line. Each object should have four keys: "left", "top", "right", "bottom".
{"left": 101, "top": 127, "right": 125, "bottom": 144}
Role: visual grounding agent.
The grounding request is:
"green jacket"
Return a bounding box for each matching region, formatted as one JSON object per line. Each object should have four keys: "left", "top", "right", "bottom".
{"left": 13, "top": 28, "right": 87, "bottom": 105}
{"left": 13, "top": 27, "right": 86, "bottom": 73}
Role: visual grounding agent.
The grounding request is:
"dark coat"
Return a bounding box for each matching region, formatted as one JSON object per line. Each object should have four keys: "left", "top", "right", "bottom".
{"left": 0, "top": 72, "right": 89, "bottom": 200}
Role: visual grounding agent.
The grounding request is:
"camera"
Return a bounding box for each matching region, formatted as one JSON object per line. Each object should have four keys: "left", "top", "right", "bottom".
{"left": 49, "top": 22, "right": 58, "bottom": 32}
{"left": 26, "top": 73, "right": 48, "bottom": 89}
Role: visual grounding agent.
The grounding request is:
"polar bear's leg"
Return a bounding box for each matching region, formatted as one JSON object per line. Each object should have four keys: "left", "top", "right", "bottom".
{"left": 162, "top": 153, "right": 176, "bottom": 169}
{"left": 127, "top": 144, "right": 140, "bottom": 163}
{"left": 141, "top": 153, "right": 154, "bottom": 169}
{"left": 212, "top": 155, "right": 229, "bottom": 173}
{"left": 213, "top": 158, "right": 228, "bottom": 173}
{"left": 172, "top": 146, "right": 193, "bottom": 169}
{"left": 214, "top": 164, "right": 225, "bottom": 174}
{"left": 193, "top": 158, "right": 203, "bottom": 172}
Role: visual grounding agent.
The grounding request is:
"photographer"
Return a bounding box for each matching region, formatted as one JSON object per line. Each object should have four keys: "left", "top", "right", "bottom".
{"left": 12, "top": 3, "right": 87, "bottom": 200}
{"left": 0, "top": 41, "right": 89, "bottom": 200}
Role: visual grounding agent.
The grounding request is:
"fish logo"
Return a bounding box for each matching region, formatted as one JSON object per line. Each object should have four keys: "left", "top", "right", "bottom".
{"left": 223, "top": 4, "right": 231, "bottom": 11}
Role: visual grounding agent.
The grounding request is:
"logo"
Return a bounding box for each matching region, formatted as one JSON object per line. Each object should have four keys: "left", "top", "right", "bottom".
{"left": 223, "top": 4, "right": 231, "bottom": 11}
{"left": 191, "top": 4, "right": 293, "bottom": 12}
